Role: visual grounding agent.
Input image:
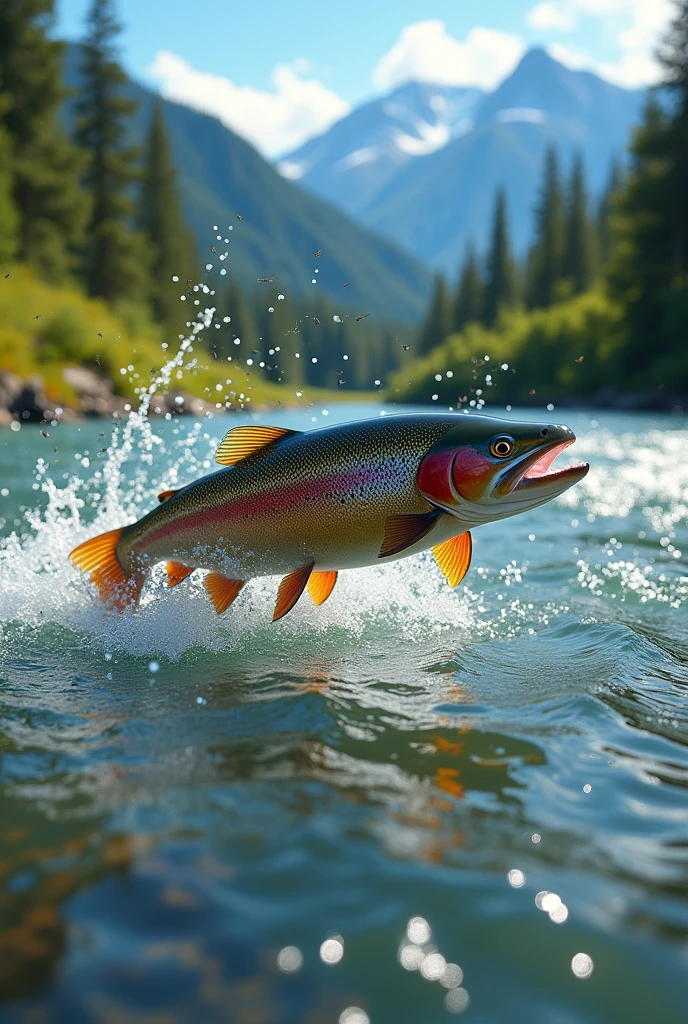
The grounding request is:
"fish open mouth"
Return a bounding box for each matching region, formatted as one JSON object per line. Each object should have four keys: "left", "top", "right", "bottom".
{"left": 513, "top": 439, "right": 589, "bottom": 492}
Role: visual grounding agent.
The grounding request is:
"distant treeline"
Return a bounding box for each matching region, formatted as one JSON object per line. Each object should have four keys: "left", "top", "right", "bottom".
{"left": 416, "top": 150, "right": 619, "bottom": 358}
{"left": 402, "top": 0, "right": 688, "bottom": 405}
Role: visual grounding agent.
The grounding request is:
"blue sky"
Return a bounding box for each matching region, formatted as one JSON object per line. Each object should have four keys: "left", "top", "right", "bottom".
{"left": 55, "top": 0, "right": 672, "bottom": 155}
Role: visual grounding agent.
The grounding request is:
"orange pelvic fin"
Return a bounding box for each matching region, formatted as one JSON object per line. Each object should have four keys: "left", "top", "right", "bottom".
{"left": 204, "top": 573, "right": 244, "bottom": 614}
{"left": 166, "top": 561, "right": 195, "bottom": 587}
{"left": 215, "top": 424, "right": 301, "bottom": 467}
{"left": 70, "top": 528, "right": 143, "bottom": 610}
{"left": 158, "top": 489, "right": 178, "bottom": 503}
{"left": 273, "top": 562, "right": 314, "bottom": 621}
{"left": 308, "top": 570, "right": 338, "bottom": 606}
{"left": 379, "top": 509, "right": 442, "bottom": 558}
{"left": 433, "top": 531, "right": 472, "bottom": 588}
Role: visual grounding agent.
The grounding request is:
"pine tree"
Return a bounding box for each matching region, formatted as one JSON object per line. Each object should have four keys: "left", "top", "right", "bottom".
{"left": 657, "top": 0, "right": 688, "bottom": 279}
{"left": 417, "top": 275, "right": 452, "bottom": 355}
{"left": 220, "top": 280, "right": 258, "bottom": 357}
{"left": 0, "top": 117, "right": 19, "bottom": 265}
{"left": 138, "top": 100, "right": 197, "bottom": 332}
{"left": 483, "top": 190, "right": 515, "bottom": 328}
{"left": 562, "top": 155, "right": 592, "bottom": 295}
{"left": 0, "top": 0, "right": 85, "bottom": 278}
{"left": 597, "top": 158, "right": 623, "bottom": 269}
{"left": 452, "top": 244, "right": 483, "bottom": 331}
{"left": 526, "top": 146, "right": 564, "bottom": 309}
{"left": 76, "top": 0, "right": 148, "bottom": 303}
{"left": 608, "top": 1, "right": 688, "bottom": 379}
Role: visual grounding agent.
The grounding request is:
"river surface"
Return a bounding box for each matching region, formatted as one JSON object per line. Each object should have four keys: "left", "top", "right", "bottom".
{"left": 0, "top": 402, "right": 687, "bottom": 1023}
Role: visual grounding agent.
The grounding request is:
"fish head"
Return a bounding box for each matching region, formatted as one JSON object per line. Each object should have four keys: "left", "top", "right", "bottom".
{"left": 416, "top": 415, "right": 589, "bottom": 526}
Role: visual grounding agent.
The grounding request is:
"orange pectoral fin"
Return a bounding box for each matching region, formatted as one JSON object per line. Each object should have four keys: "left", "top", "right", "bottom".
{"left": 204, "top": 573, "right": 245, "bottom": 614}
{"left": 158, "top": 489, "right": 178, "bottom": 503}
{"left": 379, "top": 510, "right": 442, "bottom": 558}
{"left": 273, "top": 562, "right": 314, "bottom": 621}
{"left": 166, "top": 562, "right": 195, "bottom": 587}
{"left": 70, "top": 528, "right": 143, "bottom": 610}
{"left": 307, "top": 570, "right": 338, "bottom": 606}
{"left": 433, "top": 531, "right": 472, "bottom": 588}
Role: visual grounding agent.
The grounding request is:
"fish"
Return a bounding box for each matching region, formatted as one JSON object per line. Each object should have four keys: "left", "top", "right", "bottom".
{"left": 69, "top": 414, "right": 588, "bottom": 622}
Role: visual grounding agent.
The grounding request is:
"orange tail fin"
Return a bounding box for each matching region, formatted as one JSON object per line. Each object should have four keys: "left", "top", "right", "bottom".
{"left": 70, "top": 528, "right": 144, "bottom": 610}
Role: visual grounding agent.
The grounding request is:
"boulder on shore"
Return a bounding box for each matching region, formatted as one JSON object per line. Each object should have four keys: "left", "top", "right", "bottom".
{"left": 0, "top": 370, "right": 229, "bottom": 424}
{"left": 61, "top": 366, "right": 126, "bottom": 418}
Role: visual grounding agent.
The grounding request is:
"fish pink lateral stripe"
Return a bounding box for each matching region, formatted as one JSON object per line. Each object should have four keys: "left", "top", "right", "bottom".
{"left": 137, "top": 466, "right": 378, "bottom": 553}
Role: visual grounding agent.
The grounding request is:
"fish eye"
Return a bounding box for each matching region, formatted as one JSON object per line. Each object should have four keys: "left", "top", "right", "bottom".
{"left": 489, "top": 435, "right": 514, "bottom": 458}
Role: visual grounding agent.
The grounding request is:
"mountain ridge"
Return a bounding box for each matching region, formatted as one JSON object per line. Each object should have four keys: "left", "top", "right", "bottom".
{"left": 62, "top": 44, "right": 432, "bottom": 322}
{"left": 280, "top": 48, "right": 645, "bottom": 273}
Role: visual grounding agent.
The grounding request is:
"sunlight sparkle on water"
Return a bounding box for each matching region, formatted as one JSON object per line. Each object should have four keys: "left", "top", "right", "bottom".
{"left": 399, "top": 943, "right": 425, "bottom": 971}
{"left": 507, "top": 868, "right": 526, "bottom": 887}
{"left": 420, "top": 951, "right": 446, "bottom": 980}
{"left": 406, "top": 916, "right": 431, "bottom": 944}
{"left": 277, "top": 946, "right": 303, "bottom": 972}
{"left": 339, "top": 1009, "right": 369, "bottom": 1024}
{"left": 548, "top": 902, "right": 569, "bottom": 924}
{"left": 571, "top": 952, "right": 594, "bottom": 979}
{"left": 440, "top": 963, "right": 464, "bottom": 989}
{"left": 445, "top": 987, "right": 470, "bottom": 1014}
{"left": 319, "top": 937, "right": 344, "bottom": 964}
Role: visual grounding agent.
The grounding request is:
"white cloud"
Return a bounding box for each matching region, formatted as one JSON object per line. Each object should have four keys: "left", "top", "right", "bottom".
{"left": 148, "top": 51, "right": 349, "bottom": 157}
{"left": 527, "top": 3, "right": 575, "bottom": 32}
{"left": 527, "top": 0, "right": 673, "bottom": 87}
{"left": 372, "top": 20, "right": 525, "bottom": 92}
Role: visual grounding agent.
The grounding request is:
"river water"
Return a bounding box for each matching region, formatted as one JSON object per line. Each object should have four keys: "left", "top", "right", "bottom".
{"left": 0, "top": 402, "right": 687, "bottom": 1023}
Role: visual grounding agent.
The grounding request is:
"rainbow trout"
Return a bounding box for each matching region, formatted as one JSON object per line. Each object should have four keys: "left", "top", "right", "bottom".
{"left": 70, "top": 413, "right": 588, "bottom": 620}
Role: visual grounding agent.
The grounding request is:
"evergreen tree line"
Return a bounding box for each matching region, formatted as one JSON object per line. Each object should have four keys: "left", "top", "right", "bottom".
{"left": 418, "top": 148, "right": 621, "bottom": 356}
{"left": 0, "top": 0, "right": 196, "bottom": 336}
{"left": 210, "top": 280, "right": 412, "bottom": 391}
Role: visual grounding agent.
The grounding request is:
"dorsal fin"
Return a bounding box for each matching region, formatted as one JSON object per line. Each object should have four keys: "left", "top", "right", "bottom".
{"left": 215, "top": 425, "right": 301, "bottom": 467}
{"left": 158, "top": 489, "right": 178, "bottom": 503}
{"left": 307, "top": 570, "right": 338, "bottom": 606}
{"left": 433, "top": 531, "right": 472, "bottom": 588}
{"left": 273, "top": 562, "right": 314, "bottom": 621}
{"left": 204, "top": 573, "right": 245, "bottom": 614}
{"left": 378, "top": 510, "right": 442, "bottom": 559}
{"left": 166, "top": 561, "right": 195, "bottom": 587}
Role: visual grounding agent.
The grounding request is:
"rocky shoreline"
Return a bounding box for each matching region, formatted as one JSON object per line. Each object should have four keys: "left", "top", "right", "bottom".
{"left": 2, "top": 370, "right": 686, "bottom": 425}
{"left": 0, "top": 368, "right": 220, "bottom": 426}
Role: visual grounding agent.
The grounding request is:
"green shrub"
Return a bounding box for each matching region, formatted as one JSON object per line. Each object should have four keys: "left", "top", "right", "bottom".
{"left": 388, "top": 289, "right": 626, "bottom": 406}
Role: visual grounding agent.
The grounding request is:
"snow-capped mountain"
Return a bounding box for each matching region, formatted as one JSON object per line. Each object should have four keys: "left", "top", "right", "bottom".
{"left": 280, "top": 49, "right": 645, "bottom": 273}
{"left": 279, "top": 82, "right": 483, "bottom": 220}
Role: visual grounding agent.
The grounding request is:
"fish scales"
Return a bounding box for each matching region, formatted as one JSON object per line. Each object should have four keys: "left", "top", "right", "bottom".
{"left": 118, "top": 415, "right": 459, "bottom": 578}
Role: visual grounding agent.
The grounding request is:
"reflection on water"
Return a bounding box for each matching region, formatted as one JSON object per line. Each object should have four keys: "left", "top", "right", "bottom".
{"left": 1, "top": 405, "right": 687, "bottom": 1022}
